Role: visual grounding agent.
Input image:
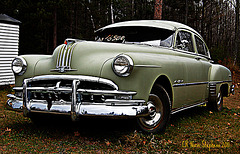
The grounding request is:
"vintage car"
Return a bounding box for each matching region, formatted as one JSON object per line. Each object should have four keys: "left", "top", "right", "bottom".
{"left": 7, "top": 20, "right": 234, "bottom": 133}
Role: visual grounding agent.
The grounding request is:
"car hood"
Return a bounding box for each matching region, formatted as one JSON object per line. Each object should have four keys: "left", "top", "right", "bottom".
{"left": 33, "top": 41, "right": 173, "bottom": 78}
{"left": 34, "top": 41, "right": 134, "bottom": 77}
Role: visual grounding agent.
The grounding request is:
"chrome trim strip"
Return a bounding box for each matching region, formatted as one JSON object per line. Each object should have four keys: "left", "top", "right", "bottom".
{"left": 173, "top": 81, "right": 208, "bottom": 87}
{"left": 173, "top": 80, "right": 233, "bottom": 88}
{"left": 56, "top": 45, "right": 64, "bottom": 67}
{"left": 65, "top": 45, "right": 71, "bottom": 67}
{"left": 13, "top": 75, "right": 119, "bottom": 92}
{"left": 105, "top": 99, "right": 145, "bottom": 105}
{"left": 23, "top": 75, "right": 119, "bottom": 90}
{"left": 209, "top": 82, "right": 216, "bottom": 97}
{"left": 61, "top": 45, "right": 68, "bottom": 66}
{"left": 210, "top": 80, "right": 232, "bottom": 84}
{"left": 134, "top": 65, "right": 162, "bottom": 68}
{"left": 50, "top": 68, "right": 77, "bottom": 72}
{"left": 173, "top": 80, "right": 232, "bottom": 87}
{"left": 26, "top": 87, "right": 72, "bottom": 92}
{"left": 98, "top": 78, "right": 118, "bottom": 90}
{"left": 13, "top": 87, "right": 23, "bottom": 91}
{"left": 14, "top": 87, "right": 136, "bottom": 96}
{"left": 7, "top": 94, "right": 22, "bottom": 101}
{"left": 171, "top": 101, "right": 207, "bottom": 114}
{"left": 68, "top": 43, "right": 78, "bottom": 67}
{"left": 58, "top": 45, "right": 66, "bottom": 67}
{"left": 77, "top": 89, "right": 136, "bottom": 95}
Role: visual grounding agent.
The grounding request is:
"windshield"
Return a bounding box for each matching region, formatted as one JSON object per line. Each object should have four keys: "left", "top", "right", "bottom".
{"left": 95, "top": 26, "right": 175, "bottom": 47}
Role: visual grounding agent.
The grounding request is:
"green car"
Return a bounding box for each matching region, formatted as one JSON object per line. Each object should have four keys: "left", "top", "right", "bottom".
{"left": 7, "top": 20, "right": 234, "bottom": 133}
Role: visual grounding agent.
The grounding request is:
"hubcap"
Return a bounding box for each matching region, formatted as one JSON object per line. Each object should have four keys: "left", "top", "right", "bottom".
{"left": 216, "top": 92, "right": 222, "bottom": 110}
{"left": 139, "top": 94, "right": 163, "bottom": 129}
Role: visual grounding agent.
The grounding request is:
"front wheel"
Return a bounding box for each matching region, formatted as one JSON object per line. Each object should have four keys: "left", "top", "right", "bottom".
{"left": 137, "top": 85, "right": 171, "bottom": 133}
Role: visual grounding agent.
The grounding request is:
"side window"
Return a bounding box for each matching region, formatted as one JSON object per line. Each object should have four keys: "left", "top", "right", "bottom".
{"left": 195, "top": 36, "right": 208, "bottom": 56}
{"left": 176, "top": 31, "right": 194, "bottom": 52}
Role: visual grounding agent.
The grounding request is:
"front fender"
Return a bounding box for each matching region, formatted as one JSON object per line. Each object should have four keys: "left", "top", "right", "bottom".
{"left": 100, "top": 51, "right": 179, "bottom": 101}
{"left": 100, "top": 58, "right": 162, "bottom": 101}
{"left": 14, "top": 55, "right": 52, "bottom": 86}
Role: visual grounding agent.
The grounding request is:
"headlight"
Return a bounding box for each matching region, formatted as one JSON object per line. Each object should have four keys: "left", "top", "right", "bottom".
{"left": 112, "top": 54, "right": 133, "bottom": 77}
{"left": 12, "top": 57, "right": 27, "bottom": 75}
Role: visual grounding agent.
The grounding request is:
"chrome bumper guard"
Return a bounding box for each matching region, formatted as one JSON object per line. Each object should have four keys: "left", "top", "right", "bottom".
{"left": 6, "top": 75, "right": 148, "bottom": 120}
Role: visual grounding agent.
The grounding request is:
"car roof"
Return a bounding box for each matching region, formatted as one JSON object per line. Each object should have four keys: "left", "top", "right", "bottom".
{"left": 96, "top": 20, "right": 201, "bottom": 36}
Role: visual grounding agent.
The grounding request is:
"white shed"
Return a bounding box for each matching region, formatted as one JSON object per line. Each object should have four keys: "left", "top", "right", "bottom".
{"left": 0, "top": 14, "right": 21, "bottom": 85}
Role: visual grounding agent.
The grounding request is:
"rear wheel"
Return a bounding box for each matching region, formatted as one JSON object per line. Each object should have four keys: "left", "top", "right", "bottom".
{"left": 137, "top": 85, "right": 171, "bottom": 133}
{"left": 207, "top": 89, "right": 223, "bottom": 111}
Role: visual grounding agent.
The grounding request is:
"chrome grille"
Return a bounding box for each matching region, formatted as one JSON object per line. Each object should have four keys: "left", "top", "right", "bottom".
{"left": 26, "top": 76, "right": 118, "bottom": 103}
{"left": 28, "top": 80, "right": 116, "bottom": 90}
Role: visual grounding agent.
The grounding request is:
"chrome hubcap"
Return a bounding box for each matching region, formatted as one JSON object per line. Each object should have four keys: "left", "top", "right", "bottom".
{"left": 217, "top": 92, "right": 222, "bottom": 110}
{"left": 139, "top": 94, "right": 163, "bottom": 128}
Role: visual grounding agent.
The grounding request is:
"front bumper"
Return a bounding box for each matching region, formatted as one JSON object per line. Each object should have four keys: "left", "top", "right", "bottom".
{"left": 6, "top": 75, "right": 149, "bottom": 120}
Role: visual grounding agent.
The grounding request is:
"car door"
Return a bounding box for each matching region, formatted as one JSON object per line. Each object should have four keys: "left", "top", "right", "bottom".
{"left": 194, "top": 35, "right": 212, "bottom": 101}
{"left": 174, "top": 30, "right": 205, "bottom": 106}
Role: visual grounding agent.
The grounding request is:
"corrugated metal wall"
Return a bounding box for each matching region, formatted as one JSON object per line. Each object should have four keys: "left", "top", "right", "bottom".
{"left": 0, "top": 23, "right": 19, "bottom": 85}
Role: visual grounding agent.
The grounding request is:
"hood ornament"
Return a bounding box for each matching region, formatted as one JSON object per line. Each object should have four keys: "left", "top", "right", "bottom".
{"left": 51, "top": 43, "right": 78, "bottom": 73}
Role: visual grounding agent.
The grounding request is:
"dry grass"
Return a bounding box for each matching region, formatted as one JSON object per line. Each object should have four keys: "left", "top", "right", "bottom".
{"left": 0, "top": 86, "right": 239, "bottom": 153}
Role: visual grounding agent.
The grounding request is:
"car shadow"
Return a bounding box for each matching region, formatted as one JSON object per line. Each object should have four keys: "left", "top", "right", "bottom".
{"left": 6, "top": 106, "right": 210, "bottom": 138}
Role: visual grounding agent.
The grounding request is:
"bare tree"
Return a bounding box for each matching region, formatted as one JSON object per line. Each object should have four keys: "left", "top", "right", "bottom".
{"left": 234, "top": 0, "right": 240, "bottom": 65}
{"left": 185, "top": 0, "right": 188, "bottom": 24}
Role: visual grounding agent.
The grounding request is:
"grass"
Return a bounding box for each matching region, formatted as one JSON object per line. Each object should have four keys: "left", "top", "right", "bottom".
{"left": 0, "top": 85, "right": 239, "bottom": 153}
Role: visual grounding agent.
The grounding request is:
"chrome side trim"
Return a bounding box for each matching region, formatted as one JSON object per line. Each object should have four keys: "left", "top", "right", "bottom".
{"left": 171, "top": 101, "right": 207, "bottom": 114}
{"left": 173, "top": 80, "right": 232, "bottom": 87}
{"left": 210, "top": 80, "right": 232, "bottom": 84}
{"left": 209, "top": 82, "right": 216, "bottom": 97}
{"left": 173, "top": 81, "right": 208, "bottom": 87}
{"left": 134, "top": 65, "right": 162, "bottom": 68}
